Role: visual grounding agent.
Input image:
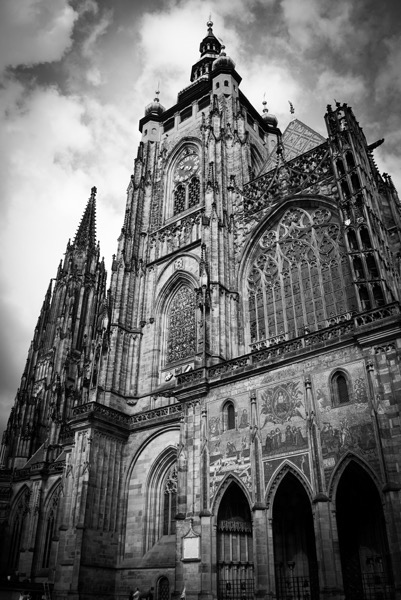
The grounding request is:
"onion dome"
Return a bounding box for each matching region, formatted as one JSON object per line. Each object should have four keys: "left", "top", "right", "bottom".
{"left": 144, "top": 90, "right": 165, "bottom": 117}
{"left": 261, "top": 99, "right": 278, "bottom": 127}
{"left": 212, "top": 45, "right": 236, "bottom": 71}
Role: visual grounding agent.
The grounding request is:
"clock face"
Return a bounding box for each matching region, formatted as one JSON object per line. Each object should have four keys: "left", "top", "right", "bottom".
{"left": 173, "top": 154, "right": 200, "bottom": 183}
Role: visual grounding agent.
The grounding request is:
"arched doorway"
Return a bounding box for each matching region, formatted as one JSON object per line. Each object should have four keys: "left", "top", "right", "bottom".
{"left": 157, "top": 576, "right": 170, "bottom": 600}
{"left": 217, "top": 482, "right": 254, "bottom": 600}
{"left": 273, "top": 472, "right": 319, "bottom": 600}
{"left": 336, "top": 461, "right": 394, "bottom": 600}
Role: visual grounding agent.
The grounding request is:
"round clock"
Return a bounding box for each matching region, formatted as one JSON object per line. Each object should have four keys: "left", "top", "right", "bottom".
{"left": 174, "top": 154, "right": 200, "bottom": 183}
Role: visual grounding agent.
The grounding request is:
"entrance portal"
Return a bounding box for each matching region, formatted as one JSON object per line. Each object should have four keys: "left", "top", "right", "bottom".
{"left": 336, "top": 461, "right": 394, "bottom": 600}
{"left": 217, "top": 482, "right": 254, "bottom": 600}
{"left": 273, "top": 472, "right": 319, "bottom": 600}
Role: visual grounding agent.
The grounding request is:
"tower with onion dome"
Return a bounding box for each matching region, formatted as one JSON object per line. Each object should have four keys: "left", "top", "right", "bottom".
{"left": 1, "top": 20, "right": 401, "bottom": 600}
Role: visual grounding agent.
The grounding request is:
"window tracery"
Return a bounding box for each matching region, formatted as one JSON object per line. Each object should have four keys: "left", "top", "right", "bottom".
{"left": 167, "top": 286, "right": 196, "bottom": 364}
{"left": 247, "top": 207, "right": 356, "bottom": 345}
{"left": 163, "top": 465, "right": 177, "bottom": 535}
{"left": 172, "top": 149, "right": 200, "bottom": 216}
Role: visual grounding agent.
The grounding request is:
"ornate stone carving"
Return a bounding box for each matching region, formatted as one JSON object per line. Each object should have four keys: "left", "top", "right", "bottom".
{"left": 247, "top": 206, "right": 355, "bottom": 347}
{"left": 167, "top": 286, "right": 196, "bottom": 364}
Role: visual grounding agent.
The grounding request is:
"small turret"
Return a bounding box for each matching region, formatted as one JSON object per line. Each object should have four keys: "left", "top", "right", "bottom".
{"left": 140, "top": 89, "right": 165, "bottom": 141}
{"left": 261, "top": 99, "right": 278, "bottom": 129}
{"left": 190, "top": 20, "right": 222, "bottom": 82}
{"left": 212, "top": 45, "right": 236, "bottom": 72}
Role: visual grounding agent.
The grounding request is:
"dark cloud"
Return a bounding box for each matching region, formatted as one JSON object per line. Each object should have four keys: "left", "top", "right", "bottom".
{"left": 0, "top": 0, "right": 400, "bottom": 436}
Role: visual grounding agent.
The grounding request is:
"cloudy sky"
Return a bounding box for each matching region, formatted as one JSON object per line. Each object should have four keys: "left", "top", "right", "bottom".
{"left": 0, "top": 0, "right": 400, "bottom": 436}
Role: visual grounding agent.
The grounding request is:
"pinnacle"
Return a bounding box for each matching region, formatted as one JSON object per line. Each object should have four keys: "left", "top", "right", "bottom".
{"left": 74, "top": 186, "right": 97, "bottom": 249}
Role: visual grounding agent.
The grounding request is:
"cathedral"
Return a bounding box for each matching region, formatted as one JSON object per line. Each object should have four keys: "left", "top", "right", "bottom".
{"left": 1, "top": 20, "right": 401, "bottom": 600}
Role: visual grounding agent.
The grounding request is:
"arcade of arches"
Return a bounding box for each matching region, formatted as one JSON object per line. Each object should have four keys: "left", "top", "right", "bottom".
{"left": 215, "top": 462, "right": 393, "bottom": 600}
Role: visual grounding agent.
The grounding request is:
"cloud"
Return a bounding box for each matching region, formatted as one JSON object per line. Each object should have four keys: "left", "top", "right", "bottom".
{"left": 314, "top": 70, "right": 365, "bottom": 106}
{"left": 280, "top": 0, "right": 353, "bottom": 53}
{"left": 0, "top": 0, "right": 78, "bottom": 72}
{"left": 0, "top": 72, "right": 131, "bottom": 436}
{"left": 375, "top": 36, "right": 401, "bottom": 102}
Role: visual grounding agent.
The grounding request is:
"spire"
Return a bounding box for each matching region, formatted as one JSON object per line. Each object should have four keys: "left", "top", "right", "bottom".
{"left": 74, "top": 186, "right": 97, "bottom": 249}
{"left": 190, "top": 20, "right": 222, "bottom": 82}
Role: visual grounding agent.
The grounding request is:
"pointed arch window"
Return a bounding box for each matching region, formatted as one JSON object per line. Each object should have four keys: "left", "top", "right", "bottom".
{"left": 8, "top": 487, "right": 30, "bottom": 572}
{"left": 42, "top": 513, "right": 55, "bottom": 568}
{"left": 163, "top": 465, "right": 177, "bottom": 536}
{"left": 9, "top": 515, "right": 24, "bottom": 571}
{"left": 145, "top": 452, "right": 178, "bottom": 551}
{"left": 172, "top": 150, "right": 200, "bottom": 216}
{"left": 247, "top": 207, "right": 356, "bottom": 347}
{"left": 167, "top": 286, "right": 196, "bottom": 364}
{"left": 41, "top": 483, "right": 62, "bottom": 570}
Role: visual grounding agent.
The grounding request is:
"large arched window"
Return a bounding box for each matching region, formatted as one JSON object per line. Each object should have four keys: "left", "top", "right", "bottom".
{"left": 172, "top": 150, "right": 200, "bottom": 216}
{"left": 247, "top": 207, "right": 356, "bottom": 346}
{"left": 166, "top": 285, "right": 196, "bottom": 364}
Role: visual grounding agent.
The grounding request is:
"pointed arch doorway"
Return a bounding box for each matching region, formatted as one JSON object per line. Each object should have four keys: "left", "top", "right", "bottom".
{"left": 272, "top": 472, "right": 319, "bottom": 600}
{"left": 217, "top": 482, "right": 254, "bottom": 600}
{"left": 336, "top": 461, "right": 394, "bottom": 600}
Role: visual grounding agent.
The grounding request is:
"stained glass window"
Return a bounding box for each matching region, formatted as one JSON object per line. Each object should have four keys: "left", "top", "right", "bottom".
{"left": 167, "top": 286, "right": 196, "bottom": 363}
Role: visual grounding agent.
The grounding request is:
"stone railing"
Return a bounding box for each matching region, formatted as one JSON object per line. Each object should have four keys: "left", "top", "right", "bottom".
{"left": 355, "top": 302, "right": 400, "bottom": 326}
{"left": 208, "top": 357, "right": 250, "bottom": 379}
{"left": 71, "top": 401, "right": 131, "bottom": 427}
{"left": 174, "top": 302, "right": 401, "bottom": 387}
{"left": 176, "top": 367, "right": 206, "bottom": 386}
{"left": 243, "top": 142, "right": 332, "bottom": 218}
{"left": 130, "top": 403, "right": 183, "bottom": 426}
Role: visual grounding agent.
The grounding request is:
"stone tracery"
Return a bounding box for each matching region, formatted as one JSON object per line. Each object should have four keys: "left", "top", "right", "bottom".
{"left": 167, "top": 285, "right": 196, "bottom": 363}
{"left": 247, "top": 206, "right": 356, "bottom": 345}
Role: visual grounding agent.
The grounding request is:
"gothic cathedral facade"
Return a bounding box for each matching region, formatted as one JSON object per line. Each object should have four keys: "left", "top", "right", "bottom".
{"left": 1, "top": 21, "right": 401, "bottom": 600}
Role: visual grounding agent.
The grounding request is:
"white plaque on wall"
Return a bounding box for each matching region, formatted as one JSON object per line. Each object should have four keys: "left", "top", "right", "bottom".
{"left": 182, "top": 520, "right": 201, "bottom": 561}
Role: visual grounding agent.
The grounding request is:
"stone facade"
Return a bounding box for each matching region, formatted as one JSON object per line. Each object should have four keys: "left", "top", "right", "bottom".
{"left": 1, "top": 21, "right": 401, "bottom": 600}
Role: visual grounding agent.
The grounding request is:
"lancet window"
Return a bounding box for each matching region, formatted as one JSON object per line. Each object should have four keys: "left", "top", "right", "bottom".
{"left": 163, "top": 465, "right": 177, "bottom": 535}
{"left": 167, "top": 286, "right": 196, "bottom": 364}
{"left": 145, "top": 453, "right": 178, "bottom": 550}
{"left": 247, "top": 207, "right": 356, "bottom": 346}
{"left": 172, "top": 149, "right": 200, "bottom": 216}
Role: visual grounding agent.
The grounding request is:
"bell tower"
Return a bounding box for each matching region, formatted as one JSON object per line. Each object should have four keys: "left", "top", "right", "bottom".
{"left": 96, "top": 21, "right": 281, "bottom": 408}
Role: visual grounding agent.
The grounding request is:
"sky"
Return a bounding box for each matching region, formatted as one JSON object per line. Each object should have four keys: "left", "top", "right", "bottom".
{"left": 0, "top": 0, "right": 401, "bottom": 436}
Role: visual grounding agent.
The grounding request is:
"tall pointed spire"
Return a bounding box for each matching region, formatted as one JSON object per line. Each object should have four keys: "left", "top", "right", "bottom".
{"left": 74, "top": 186, "right": 97, "bottom": 249}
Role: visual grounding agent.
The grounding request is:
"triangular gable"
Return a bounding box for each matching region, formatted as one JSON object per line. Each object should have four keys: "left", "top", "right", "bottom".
{"left": 261, "top": 118, "right": 326, "bottom": 174}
